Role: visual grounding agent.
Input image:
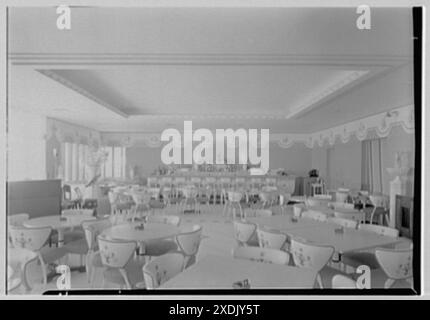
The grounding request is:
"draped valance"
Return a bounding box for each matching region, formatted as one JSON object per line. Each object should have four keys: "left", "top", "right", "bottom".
{"left": 45, "top": 118, "right": 101, "bottom": 148}
{"left": 98, "top": 105, "right": 414, "bottom": 149}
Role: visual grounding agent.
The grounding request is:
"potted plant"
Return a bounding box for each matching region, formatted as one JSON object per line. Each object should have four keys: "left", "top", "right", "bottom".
{"left": 308, "top": 169, "right": 319, "bottom": 178}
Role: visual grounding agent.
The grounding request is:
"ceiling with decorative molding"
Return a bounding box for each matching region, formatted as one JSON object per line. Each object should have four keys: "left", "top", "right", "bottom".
{"left": 8, "top": 7, "right": 414, "bottom": 133}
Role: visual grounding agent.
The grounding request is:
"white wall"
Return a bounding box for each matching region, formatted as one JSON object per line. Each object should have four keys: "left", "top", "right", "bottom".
{"left": 8, "top": 109, "right": 47, "bottom": 181}
{"left": 310, "top": 126, "right": 415, "bottom": 195}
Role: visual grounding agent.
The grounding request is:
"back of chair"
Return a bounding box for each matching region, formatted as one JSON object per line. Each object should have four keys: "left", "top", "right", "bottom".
{"left": 375, "top": 248, "right": 413, "bottom": 280}
{"left": 228, "top": 191, "right": 243, "bottom": 202}
{"left": 8, "top": 213, "right": 30, "bottom": 227}
{"left": 290, "top": 238, "right": 334, "bottom": 271}
{"left": 369, "top": 194, "right": 388, "bottom": 208}
{"left": 147, "top": 215, "right": 181, "bottom": 226}
{"left": 332, "top": 274, "right": 357, "bottom": 289}
{"left": 182, "top": 187, "right": 197, "bottom": 199}
{"left": 301, "top": 210, "right": 328, "bottom": 222}
{"left": 358, "top": 224, "right": 399, "bottom": 237}
{"left": 257, "top": 228, "right": 287, "bottom": 250}
{"left": 82, "top": 218, "right": 112, "bottom": 251}
{"left": 328, "top": 217, "right": 358, "bottom": 229}
{"left": 233, "top": 220, "right": 257, "bottom": 246}
{"left": 233, "top": 246, "right": 290, "bottom": 265}
{"left": 143, "top": 253, "right": 185, "bottom": 289}
{"left": 108, "top": 191, "right": 119, "bottom": 204}
{"left": 293, "top": 204, "right": 305, "bottom": 217}
{"left": 176, "top": 225, "right": 203, "bottom": 257}
{"left": 97, "top": 236, "right": 136, "bottom": 268}
{"left": 9, "top": 226, "right": 52, "bottom": 252}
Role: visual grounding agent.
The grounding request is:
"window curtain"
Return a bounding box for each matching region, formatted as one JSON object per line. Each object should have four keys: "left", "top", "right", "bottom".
{"left": 361, "top": 139, "right": 383, "bottom": 194}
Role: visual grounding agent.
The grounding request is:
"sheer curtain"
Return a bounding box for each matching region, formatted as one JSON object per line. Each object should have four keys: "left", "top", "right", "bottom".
{"left": 361, "top": 139, "right": 383, "bottom": 194}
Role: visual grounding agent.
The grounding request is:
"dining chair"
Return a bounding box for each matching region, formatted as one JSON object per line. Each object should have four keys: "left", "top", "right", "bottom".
{"left": 258, "top": 192, "right": 275, "bottom": 209}
{"left": 232, "top": 246, "right": 290, "bottom": 265}
{"left": 141, "top": 253, "right": 185, "bottom": 289}
{"left": 8, "top": 213, "right": 30, "bottom": 247}
{"left": 278, "top": 191, "right": 291, "bottom": 215}
{"left": 328, "top": 217, "right": 359, "bottom": 229}
{"left": 175, "top": 225, "right": 203, "bottom": 269}
{"left": 224, "top": 191, "right": 244, "bottom": 219}
{"left": 161, "top": 186, "right": 173, "bottom": 207}
{"left": 8, "top": 213, "right": 30, "bottom": 227}
{"left": 331, "top": 274, "right": 357, "bottom": 289}
{"left": 368, "top": 194, "right": 390, "bottom": 226}
{"left": 289, "top": 237, "right": 336, "bottom": 288}
{"left": 203, "top": 177, "right": 218, "bottom": 205}
{"left": 180, "top": 186, "right": 200, "bottom": 214}
{"left": 130, "top": 192, "right": 151, "bottom": 220}
{"left": 233, "top": 220, "right": 258, "bottom": 247}
{"left": 374, "top": 247, "right": 413, "bottom": 288}
{"left": 7, "top": 247, "right": 38, "bottom": 293}
{"left": 256, "top": 227, "right": 288, "bottom": 251}
{"left": 301, "top": 210, "right": 328, "bottom": 222}
{"left": 68, "top": 218, "right": 112, "bottom": 286}
{"left": 340, "top": 224, "right": 399, "bottom": 271}
{"left": 9, "top": 225, "right": 67, "bottom": 287}
{"left": 97, "top": 235, "right": 144, "bottom": 289}
{"left": 293, "top": 204, "right": 305, "bottom": 217}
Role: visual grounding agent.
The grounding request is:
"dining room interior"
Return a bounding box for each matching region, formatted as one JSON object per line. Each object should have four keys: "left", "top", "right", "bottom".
{"left": 6, "top": 6, "right": 418, "bottom": 294}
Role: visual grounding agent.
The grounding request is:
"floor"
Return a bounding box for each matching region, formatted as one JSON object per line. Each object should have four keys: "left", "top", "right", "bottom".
{"left": 9, "top": 203, "right": 413, "bottom": 294}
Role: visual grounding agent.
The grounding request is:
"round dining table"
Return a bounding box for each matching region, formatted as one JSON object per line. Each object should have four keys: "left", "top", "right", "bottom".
{"left": 101, "top": 222, "right": 181, "bottom": 254}
{"left": 23, "top": 215, "right": 96, "bottom": 247}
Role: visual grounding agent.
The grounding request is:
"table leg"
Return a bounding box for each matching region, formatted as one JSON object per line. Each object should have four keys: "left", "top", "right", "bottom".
{"left": 57, "top": 230, "right": 64, "bottom": 247}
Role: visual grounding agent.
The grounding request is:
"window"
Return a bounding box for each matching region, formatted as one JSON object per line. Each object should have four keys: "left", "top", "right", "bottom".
{"left": 101, "top": 146, "right": 126, "bottom": 179}
{"left": 62, "top": 142, "right": 92, "bottom": 182}
{"left": 61, "top": 144, "right": 126, "bottom": 182}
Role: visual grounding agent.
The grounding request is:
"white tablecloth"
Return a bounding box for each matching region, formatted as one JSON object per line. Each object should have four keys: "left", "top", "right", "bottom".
{"left": 160, "top": 255, "right": 317, "bottom": 289}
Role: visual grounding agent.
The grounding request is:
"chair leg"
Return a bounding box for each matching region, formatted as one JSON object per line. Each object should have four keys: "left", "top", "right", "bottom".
{"left": 384, "top": 278, "right": 395, "bottom": 289}
{"left": 38, "top": 254, "right": 47, "bottom": 286}
{"left": 238, "top": 203, "right": 243, "bottom": 219}
{"left": 316, "top": 274, "right": 323, "bottom": 289}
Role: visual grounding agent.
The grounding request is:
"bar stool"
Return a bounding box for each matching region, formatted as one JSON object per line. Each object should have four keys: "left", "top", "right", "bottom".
{"left": 223, "top": 191, "right": 244, "bottom": 219}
